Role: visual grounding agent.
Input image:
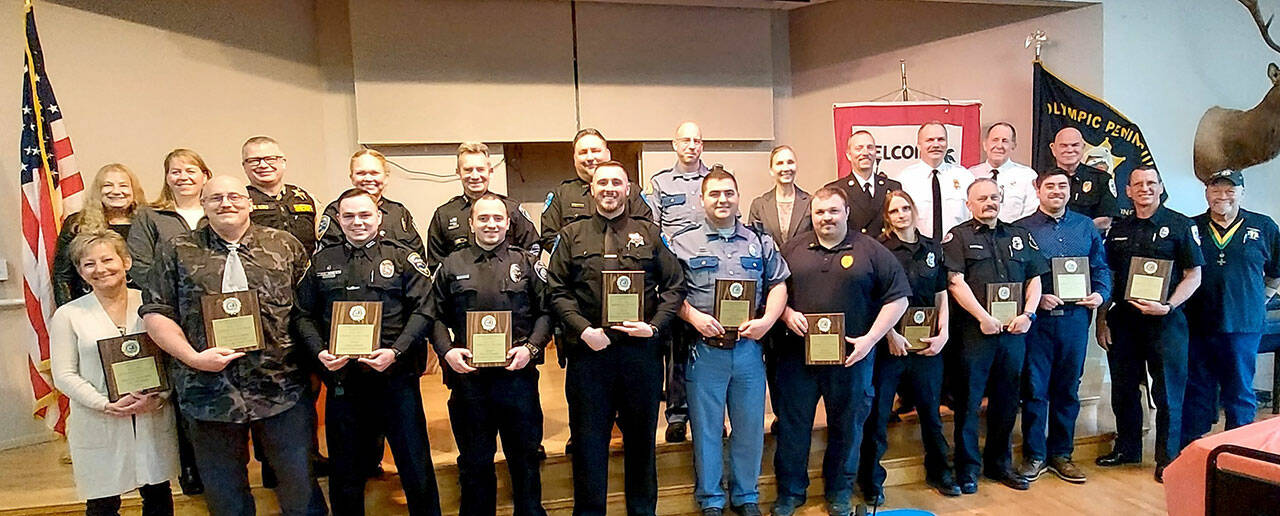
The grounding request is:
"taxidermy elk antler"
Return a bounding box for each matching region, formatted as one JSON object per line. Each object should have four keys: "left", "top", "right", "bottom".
{"left": 1192, "top": 0, "right": 1280, "bottom": 182}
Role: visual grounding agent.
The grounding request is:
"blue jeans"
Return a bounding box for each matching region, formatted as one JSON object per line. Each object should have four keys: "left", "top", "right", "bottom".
{"left": 686, "top": 339, "right": 766, "bottom": 509}
{"left": 1183, "top": 332, "right": 1261, "bottom": 446}
{"left": 1021, "top": 308, "right": 1090, "bottom": 461}
{"left": 772, "top": 345, "right": 874, "bottom": 507}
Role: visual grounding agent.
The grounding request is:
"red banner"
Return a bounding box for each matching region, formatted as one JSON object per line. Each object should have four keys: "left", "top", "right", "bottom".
{"left": 832, "top": 101, "right": 982, "bottom": 180}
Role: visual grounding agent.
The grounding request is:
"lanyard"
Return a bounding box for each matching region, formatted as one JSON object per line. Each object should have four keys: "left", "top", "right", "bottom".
{"left": 1208, "top": 216, "right": 1246, "bottom": 251}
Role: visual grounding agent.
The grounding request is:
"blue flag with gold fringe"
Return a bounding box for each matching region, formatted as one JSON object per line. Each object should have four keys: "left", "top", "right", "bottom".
{"left": 1032, "top": 61, "right": 1157, "bottom": 215}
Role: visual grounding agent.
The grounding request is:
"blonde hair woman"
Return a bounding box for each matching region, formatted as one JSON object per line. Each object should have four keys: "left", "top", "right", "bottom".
{"left": 50, "top": 230, "right": 178, "bottom": 515}
{"left": 126, "top": 149, "right": 210, "bottom": 289}
{"left": 53, "top": 164, "right": 145, "bottom": 306}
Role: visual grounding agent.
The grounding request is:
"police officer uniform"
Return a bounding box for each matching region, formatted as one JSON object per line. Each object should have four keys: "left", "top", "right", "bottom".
{"left": 668, "top": 219, "right": 789, "bottom": 512}
{"left": 293, "top": 237, "right": 441, "bottom": 516}
{"left": 1062, "top": 164, "right": 1118, "bottom": 220}
{"left": 426, "top": 193, "right": 540, "bottom": 268}
{"left": 772, "top": 230, "right": 911, "bottom": 513}
{"left": 539, "top": 176, "right": 652, "bottom": 253}
{"left": 647, "top": 161, "right": 710, "bottom": 438}
{"left": 859, "top": 229, "right": 954, "bottom": 500}
{"left": 1102, "top": 204, "right": 1203, "bottom": 470}
{"left": 139, "top": 224, "right": 323, "bottom": 515}
{"left": 317, "top": 196, "right": 425, "bottom": 254}
{"left": 1184, "top": 173, "right": 1280, "bottom": 442}
{"left": 248, "top": 184, "right": 318, "bottom": 255}
{"left": 824, "top": 172, "right": 901, "bottom": 237}
{"left": 427, "top": 241, "right": 551, "bottom": 516}
{"left": 1015, "top": 208, "right": 1111, "bottom": 475}
{"left": 546, "top": 209, "right": 686, "bottom": 516}
{"left": 942, "top": 218, "right": 1049, "bottom": 490}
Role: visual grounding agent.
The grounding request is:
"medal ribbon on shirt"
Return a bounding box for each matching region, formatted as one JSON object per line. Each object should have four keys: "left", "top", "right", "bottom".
{"left": 1208, "top": 216, "right": 1246, "bottom": 266}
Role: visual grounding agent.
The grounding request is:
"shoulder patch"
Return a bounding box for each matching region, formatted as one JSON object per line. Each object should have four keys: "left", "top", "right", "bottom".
{"left": 518, "top": 204, "right": 533, "bottom": 222}
{"left": 316, "top": 215, "right": 331, "bottom": 239}
{"left": 534, "top": 261, "right": 548, "bottom": 281}
{"left": 543, "top": 191, "right": 554, "bottom": 211}
{"left": 1190, "top": 225, "right": 1201, "bottom": 245}
{"left": 1108, "top": 177, "right": 1117, "bottom": 197}
{"left": 407, "top": 252, "right": 430, "bottom": 277}
{"left": 1027, "top": 233, "right": 1040, "bottom": 250}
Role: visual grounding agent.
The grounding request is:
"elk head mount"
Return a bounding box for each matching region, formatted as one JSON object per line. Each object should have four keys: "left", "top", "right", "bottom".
{"left": 1193, "top": 0, "right": 1280, "bottom": 183}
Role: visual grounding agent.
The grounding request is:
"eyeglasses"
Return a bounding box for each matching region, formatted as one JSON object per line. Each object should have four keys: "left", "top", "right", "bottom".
{"left": 202, "top": 193, "right": 250, "bottom": 205}
{"left": 243, "top": 155, "right": 284, "bottom": 167}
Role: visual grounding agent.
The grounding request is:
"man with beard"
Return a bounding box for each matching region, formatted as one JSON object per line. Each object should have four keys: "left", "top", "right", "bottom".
{"left": 1182, "top": 170, "right": 1279, "bottom": 444}
{"left": 547, "top": 161, "right": 686, "bottom": 515}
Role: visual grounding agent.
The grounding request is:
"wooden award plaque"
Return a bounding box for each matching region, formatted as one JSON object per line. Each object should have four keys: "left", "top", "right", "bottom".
{"left": 466, "top": 310, "right": 512, "bottom": 368}
{"left": 899, "top": 307, "right": 937, "bottom": 352}
{"left": 804, "top": 313, "right": 845, "bottom": 366}
{"left": 714, "top": 278, "right": 757, "bottom": 344}
{"left": 1051, "top": 256, "right": 1091, "bottom": 302}
{"left": 1125, "top": 257, "right": 1174, "bottom": 303}
{"left": 985, "top": 282, "right": 1023, "bottom": 327}
{"left": 96, "top": 332, "right": 169, "bottom": 403}
{"left": 603, "top": 270, "right": 644, "bottom": 324}
{"left": 328, "top": 301, "right": 382, "bottom": 357}
{"left": 200, "top": 291, "right": 264, "bottom": 351}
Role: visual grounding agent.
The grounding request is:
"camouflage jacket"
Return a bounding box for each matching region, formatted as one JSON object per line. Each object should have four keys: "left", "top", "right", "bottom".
{"left": 139, "top": 224, "right": 309, "bottom": 423}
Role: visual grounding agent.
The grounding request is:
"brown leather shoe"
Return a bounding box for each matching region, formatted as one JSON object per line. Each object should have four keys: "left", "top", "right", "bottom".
{"left": 1048, "top": 456, "right": 1087, "bottom": 484}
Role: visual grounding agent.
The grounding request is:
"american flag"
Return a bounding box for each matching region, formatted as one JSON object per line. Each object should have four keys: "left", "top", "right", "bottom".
{"left": 21, "top": 2, "right": 82, "bottom": 435}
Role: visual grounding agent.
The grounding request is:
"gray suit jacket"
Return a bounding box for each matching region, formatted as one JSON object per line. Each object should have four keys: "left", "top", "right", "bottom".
{"left": 747, "top": 187, "right": 813, "bottom": 245}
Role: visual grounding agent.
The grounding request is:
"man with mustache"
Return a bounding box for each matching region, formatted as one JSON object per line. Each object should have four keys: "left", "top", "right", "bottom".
{"left": 426, "top": 142, "right": 540, "bottom": 268}
{"left": 648, "top": 121, "right": 713, "bottom": 443}
{"left": 771, "top": 187, "right": 910, "bottom": 516}
{"left": 140, "top": 176, "right": 324, "bottom": 515}
{"left": 826, "top": 131, "right": 901, "bottom": 236}
{"left": 968, "top": 123, "right": 1038, "bottom": 223}
{"left": 943, "top": 178, "right": 1048, "bottom": 493}
{"left": 1013, "top": 167, "right": 1111, "bottom": 484}
{"left": 1049, "top": 127, "right": 1118, "bottom": 230}
{"left": 897, "top": 121, "right": 974, "bottom": 240}
{"left": 669, "top": 166, "right": 790, "bottom": 516}
{"left": 547, "top": 161, "right": 686, "bottom": 516}
{"left": 293, "top": 188, "right": 441, "bottom": 516}
{"left": 428, "top": 193, "right": 551, "bottom": 516}
{"left": 242, "top": 136, "right": 319, "bottom": 256}
{"left": 1183, "top": 170, "right": 1279, "bottom": 445}
{"left": 318, "top": 149, "right": 426, "bottom": 254}
{"left": 540, "top": 128, "right": 652, "bottom": 253}
{"left": 1095, "top": 165, "right": 1202, "bottom": 482}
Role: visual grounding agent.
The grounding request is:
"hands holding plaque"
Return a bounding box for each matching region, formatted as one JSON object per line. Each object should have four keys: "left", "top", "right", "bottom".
{"left": 710, "top": 279, "right": 757, "bottom": 348}
{"left": 201, "top": 291, "right": 264, "bottom": 352}
{"left": 1051, "top": 257, "right": 1091, "bottom": 302}
{"left": 97, "top": 333, "right": 169, "bottom": 403}
{"left": 985, "top": 282, "right": 1023, "bottom": 332}
{"left": 898, "top": 307, "right": 937, "bottom": 353}
{"left": 803, "top": 313, "right": 845, "bottom": 365}
{"left": 329, "top": 301, "right": 383, "bottom": 357}
{"left": 467, "top": 311, "right": 512, "bottom": 368}
{"left": 603, "top": 271, "right": 644, "bottom": 324}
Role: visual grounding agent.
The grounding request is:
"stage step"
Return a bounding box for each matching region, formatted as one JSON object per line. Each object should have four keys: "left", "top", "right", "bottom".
{"left": 0, "top": 427, "right": 1114, "bottom": 515}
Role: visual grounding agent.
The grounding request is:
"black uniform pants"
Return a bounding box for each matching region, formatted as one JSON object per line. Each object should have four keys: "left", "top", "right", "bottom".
{"left": 447, "top": 368, "right": 546, "bottom": 516}
{"left": 664, "top": 324, "right": 690, "bottom": 424}
{"left": 860, "top": 348, "right": 949, "bottom": 491}
{"left": 565, "top": 341, "right": 663, "bottom": 516}
{"left": 952, "top": 332, "right": 1025, "bottom": 478}
{"left": 1107, "top": 310, "right": 1189, "bottom": 466}
{"left": 326, "top": 373, "right": 442, "bottom": 516}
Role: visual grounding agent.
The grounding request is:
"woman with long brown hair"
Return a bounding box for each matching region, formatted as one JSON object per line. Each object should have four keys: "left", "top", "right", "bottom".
{"left": 53, "top": 164, "right": 145, "bottom": 306}
{"left": 858, "top": 189, "right": 959, "bottom": 504}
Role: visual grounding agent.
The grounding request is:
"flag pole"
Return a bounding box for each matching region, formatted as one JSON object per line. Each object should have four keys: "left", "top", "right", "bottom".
{"left": 1026, "top": 30, "right": 1048, "bottom": 62}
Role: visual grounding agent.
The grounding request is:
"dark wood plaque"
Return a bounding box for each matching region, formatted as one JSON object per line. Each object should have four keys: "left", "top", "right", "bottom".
{"left": 200, "top": 291, "right": 264, "bottom": 351}
{"left": 985, "top": 282, "right": 1023, "bottom": 327}
{"left": 466, "top": 310, "right": 512, "bottom": 368}
{"left": 96, "top": 332, "right": 169, "bottom": 403}
{"left": 603, "top": 270, "right": 644, "bottom": 324}
{"left": 1051, "top": 256, "right": 1091, "bottom": 302}
{"left": 898, "top": 306, "right": 937, "bottom": 352}
{"left": 328, "top": 301, "right": 382, "bottom": 357}
{"left": 1125, "top": 257, "right": 1174, "bottom": 303}
{"left": 714, "top": 278, "right": 757, "bottom": 344}
{"left": 804, "top": 313, "right": 845, "bottom": 366}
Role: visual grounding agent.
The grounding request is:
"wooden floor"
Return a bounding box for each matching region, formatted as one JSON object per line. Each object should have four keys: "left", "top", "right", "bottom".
{"left": 0, "top": 342, "right": 1261, "bottom": 516}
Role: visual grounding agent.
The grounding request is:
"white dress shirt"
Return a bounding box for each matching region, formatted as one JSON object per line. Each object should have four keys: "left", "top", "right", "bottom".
{"left": 894, "top": 160, "right": 974, "bottom": 239}
{"left": 968, "top": 159, "right": 1039, "bottom": 223}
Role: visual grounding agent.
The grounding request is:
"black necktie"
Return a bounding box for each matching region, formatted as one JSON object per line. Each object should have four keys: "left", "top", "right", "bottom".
{"left": 863, "top": 181, "right": 873, "bottom": 199}
{"left": 931, "top": 169, "right": 943, "bottom": 239}
{"left": 991, "top": 168, "right": 999, "bottom": 182}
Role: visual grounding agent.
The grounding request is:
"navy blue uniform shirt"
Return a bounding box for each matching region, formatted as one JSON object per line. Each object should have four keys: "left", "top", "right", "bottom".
{"left": 879, "top": 230, "right": 947, "bottom": 308}
{"left": 781, "top": 230, "right": 912, "bottom": 338}
{"left": 1187, "top": 209, "right": 1280, "bottom": 334}
{"left": 1104, "top": 206, "right": 1205, "bottom": 316}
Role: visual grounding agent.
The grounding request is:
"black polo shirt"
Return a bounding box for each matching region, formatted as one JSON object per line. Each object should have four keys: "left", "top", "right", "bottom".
{"left": 1064, "top": 164, "right": 1118, "bottom": 219}
{"left": 1104, "top": 205, "right": 1204, "bottom": 317}
{"left": 880, "top": 230, "right": 946, "bottom": 308}
{"left": 1187, "top": 209, "right": 1280, "bottom": 334}
{"left": 782, "top": 230, "right": 911, "bottom": 338}
{"left": 942, "top": 218, "right": 1050, "bottom": 311}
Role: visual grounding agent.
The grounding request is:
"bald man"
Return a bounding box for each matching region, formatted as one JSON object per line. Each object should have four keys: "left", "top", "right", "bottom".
{"left": 1049, "top": 128, "right": 1118, "bottom": 230}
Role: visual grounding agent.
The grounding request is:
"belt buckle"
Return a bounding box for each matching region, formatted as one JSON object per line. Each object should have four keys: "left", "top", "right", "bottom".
{"left": 1050, "top": 309, "right": 1065, "bottom": 317}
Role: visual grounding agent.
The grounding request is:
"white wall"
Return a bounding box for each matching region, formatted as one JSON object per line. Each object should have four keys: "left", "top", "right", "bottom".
{"left": 1102, "top": 0, "right": 1280, "bottom": 219}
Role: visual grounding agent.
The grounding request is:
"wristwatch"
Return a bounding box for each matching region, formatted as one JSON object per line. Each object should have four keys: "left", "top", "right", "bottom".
{"left": 1023, "top": 311, "right": 1037, "bottom": 323}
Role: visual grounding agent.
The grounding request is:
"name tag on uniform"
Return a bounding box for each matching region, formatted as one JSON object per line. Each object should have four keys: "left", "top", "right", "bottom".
{"left": 969, "top": 244, "right": 984, "bottom": 250}
{"left": 291, "top": 204, "right": 313, "bottom": 212}
{"left": 570, "top": 202, "right": 586, "bottom": 209}
{"left": 317, "top": 270, "right": 342, "bottom": 279}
